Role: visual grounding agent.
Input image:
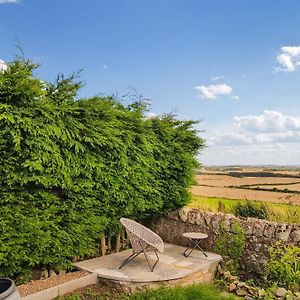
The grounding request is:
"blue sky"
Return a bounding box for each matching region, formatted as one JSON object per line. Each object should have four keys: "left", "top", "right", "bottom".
{"left": 1, "top": 0, "right": 300, "bottom": 166}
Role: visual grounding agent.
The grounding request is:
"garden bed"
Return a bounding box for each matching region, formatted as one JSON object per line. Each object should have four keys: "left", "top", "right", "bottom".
{"left": 17, "top": 270, "right": 98, "bottom": 300}
{"left": 18, "top": 271, "right": 88, "bottom": 297}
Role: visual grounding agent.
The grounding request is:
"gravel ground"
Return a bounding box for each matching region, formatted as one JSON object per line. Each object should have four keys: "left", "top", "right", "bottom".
{"left": 18, "top": 270, "right": 88, "bottom": 297}
{"left": 60, "top": 284, "right": 126, "bottom": 300}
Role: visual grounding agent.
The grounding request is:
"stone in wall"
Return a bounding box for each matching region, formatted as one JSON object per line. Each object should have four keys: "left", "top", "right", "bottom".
{"left": 263, "top": 220, "right": 277, "bottom": 239}
{"left": 290, "top": 229, "right": 300, "bottom": 242}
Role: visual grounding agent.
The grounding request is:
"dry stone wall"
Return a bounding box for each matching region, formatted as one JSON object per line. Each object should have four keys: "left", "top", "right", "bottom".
{"left": 150, "top": 208, "right": 300, "bottom": 274}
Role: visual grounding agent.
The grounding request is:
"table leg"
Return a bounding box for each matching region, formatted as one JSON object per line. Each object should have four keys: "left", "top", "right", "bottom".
{"left": 183, "top": 239, "right": 208, "bottom": 258}
{"left": 183, "top": 239, "right": 192, "bottom": 257}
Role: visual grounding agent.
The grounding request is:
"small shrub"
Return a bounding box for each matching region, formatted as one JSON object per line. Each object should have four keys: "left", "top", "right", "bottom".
{"left": 266, "top": 242, "right": 300, "bottom": 289}
{"left": 217, "top": 201, "right": 226, "bottom": 212}
{"left": 234, "top": 201, "right": 268, "bottom": 219}
{"left": 214, "top": 222, "right": 245, "bottom": 273}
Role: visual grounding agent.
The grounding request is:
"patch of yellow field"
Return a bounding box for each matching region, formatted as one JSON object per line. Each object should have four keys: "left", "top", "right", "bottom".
{"left": 196, "top": 175, "right": 300, "bottom": 187}
{"left": 191, "top": 185, "right": 300, "bottom": 205}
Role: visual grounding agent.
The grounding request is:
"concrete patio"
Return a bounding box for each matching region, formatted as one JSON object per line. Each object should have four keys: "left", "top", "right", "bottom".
{"left": 75, "top": 243, "right": 222, "bottom": 291}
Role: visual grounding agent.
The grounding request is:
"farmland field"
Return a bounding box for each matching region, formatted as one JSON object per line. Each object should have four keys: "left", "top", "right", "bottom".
{"left": 192, "top": 168, "right": 300, "bottom": 205}
{"left": 188, "top": 196, "right": 300, "bottom": 223}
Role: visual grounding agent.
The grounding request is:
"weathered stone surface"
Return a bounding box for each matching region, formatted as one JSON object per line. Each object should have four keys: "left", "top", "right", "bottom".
{"left": 276, "top": 224, "right": 292, "bottom": 241}
{"left": 253, "top": 221, "right": 265, "bottom": 237}
{"left": 237, "top": 282, "right": 246, "bottom": 288}
{"left": 290, "top": 283, "right": 300, "bottom": 292}
{"left": 275, "top": 287, "right": 287, "bottom": 297}
{"left": 228, "top": 283, "right": 237, "bottom": 292}
{"left": 179, "top": 208, "right": 191, "bottom": 222}
{"left": 243, "top": 219, "right": 254, "bottom": 235}
{"left": 187, "top": 211, "right": 198, "bottom": 224}
{"left": 195, "top": 212, "right": 205, "bottom": 226}
{"left": 290, "top": 230, "right": 300, "bottom": 242}
{"left": 32, "top": 269, "right": 48, "bottom": 280}
{"left": 204, "top": 212, "right": 215, "bottom": 225}
{"left": 167, "top": 211, "right": 180, "bottom": 221}
{"left": 49, "top": 270, "right": 57, "bottom": 277}
{"left": 258, "top": 289, "right": 265, "bottom": 298}
{"left": 211, "top": 218, "right": 219, "bottom": 230}
{"left": 247, "top": 287, "right": 256, "bottom": 295}
{"left": 263, "top": 221, "right": 277, "bottom": 238}
{"left": 228, "top": 275, "right": 238, "bottom": 281}
{"left": 236, "top": 289, "right": 248, "bottom": 296}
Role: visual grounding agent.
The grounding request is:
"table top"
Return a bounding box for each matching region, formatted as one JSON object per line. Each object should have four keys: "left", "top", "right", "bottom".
{"left": 183, "top": 232, "right": 208, "bottom": 239}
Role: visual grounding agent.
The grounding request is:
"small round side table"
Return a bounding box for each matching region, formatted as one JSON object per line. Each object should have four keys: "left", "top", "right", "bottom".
{"left": 183, "top": 232, "right": 208, "bottom": 258}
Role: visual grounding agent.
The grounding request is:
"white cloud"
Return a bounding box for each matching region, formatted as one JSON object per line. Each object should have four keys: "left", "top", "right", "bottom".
{"left": 204, "top": 110, "right": 300, "bottom": 165}
{"left": 275, "top": 46, "right": 300, "bottom": 72}
{"left": 195, "top": 83, "right": 233, "bottom": 99}
{"left": 0, "top": 60, "right": 7, "bottom": 72}
{"left": 211, "top": 75, "right": 225, "bottom": 81}
{"left": 210, "top": 132, "right": 252, "bottom": 146}
{"left": 0, "top": 0, "right": 19, "bottom": 3}
{"left": 234, "top": 110, "right": 300, "bottom": 133}
{"left": 232, "top": 95, "right": 240, "bottom": 100}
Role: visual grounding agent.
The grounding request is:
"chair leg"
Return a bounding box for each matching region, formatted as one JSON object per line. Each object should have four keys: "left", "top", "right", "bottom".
{"left": 141, "top": 248, "right": 159, "bottom": 272}
{"left": 119, "top": 251, "right": 141, "bottom": 269}
{"left": 151, "top": 249, "right": 160, "bottom": 271}
{"left": 137, "top": 240, "right": 159, "bottom": 272}
{"left": 119, "top": 241, "right": 160, "bottom": 272}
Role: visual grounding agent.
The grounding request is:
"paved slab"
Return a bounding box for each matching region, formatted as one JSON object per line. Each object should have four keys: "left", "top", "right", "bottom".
{"left": 75, "top": 243, "right": 222, "bottom": 283}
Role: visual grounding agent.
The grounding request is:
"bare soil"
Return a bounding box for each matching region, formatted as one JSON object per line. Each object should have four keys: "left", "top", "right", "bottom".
{"left": 18, "top": 270, "right": 88, "bottom": 297}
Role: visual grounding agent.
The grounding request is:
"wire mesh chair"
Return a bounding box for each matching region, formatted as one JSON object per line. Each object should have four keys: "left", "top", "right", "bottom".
{"left": 119, "top": 218, "right": 164, "bottom": 272}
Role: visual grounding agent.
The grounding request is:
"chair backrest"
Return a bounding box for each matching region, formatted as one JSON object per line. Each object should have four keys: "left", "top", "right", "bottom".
{"left": 120, "top": 218, "right": 164, "bottom": 253}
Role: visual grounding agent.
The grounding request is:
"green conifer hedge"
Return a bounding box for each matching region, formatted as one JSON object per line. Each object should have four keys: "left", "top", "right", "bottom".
{"left": 0, "top": 58, "right": 204, "bottom": 278}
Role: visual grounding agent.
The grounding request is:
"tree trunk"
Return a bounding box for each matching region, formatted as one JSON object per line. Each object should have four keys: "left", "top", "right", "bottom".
{"left": 121, "top": 229, "right": 125, "bottom": 249}
{"left": 115, "top": 233, "right": 121, "bottom": 253}
{"left": 100, "top": 236, "right": 106, "bottom": 256}
{"left": 107, "top": 236, "right": 111, "bottom": 253}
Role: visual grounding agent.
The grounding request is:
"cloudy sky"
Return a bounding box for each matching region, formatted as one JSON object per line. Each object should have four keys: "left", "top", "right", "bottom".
{"left": 1, "top": 0, "right": 300, "bottom": 166}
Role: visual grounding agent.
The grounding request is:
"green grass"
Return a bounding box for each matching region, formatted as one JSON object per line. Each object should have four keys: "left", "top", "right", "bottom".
{"left": 188, "top": 196, "right": 300, "bottom": 223}
{"left": 60, "top": 284, "right": 237, "bottom": 300}
{"left": 129, "top": 284, "right": 237, "bottom": 300}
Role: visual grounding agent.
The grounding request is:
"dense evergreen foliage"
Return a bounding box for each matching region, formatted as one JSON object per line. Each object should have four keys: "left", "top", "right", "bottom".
{"left": 0, "top": 58, "right": 204, "bottom": 278}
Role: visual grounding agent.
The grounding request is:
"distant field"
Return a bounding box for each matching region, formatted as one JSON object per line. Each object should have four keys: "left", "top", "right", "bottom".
{"left": 192, "top": 169, "right": 300, "bottom": 205}
{"left": 188, "top": 196, "right": 300, "bottom": 224}
{"left": 197, "top": 175, "right": 300, "bottom": 187}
